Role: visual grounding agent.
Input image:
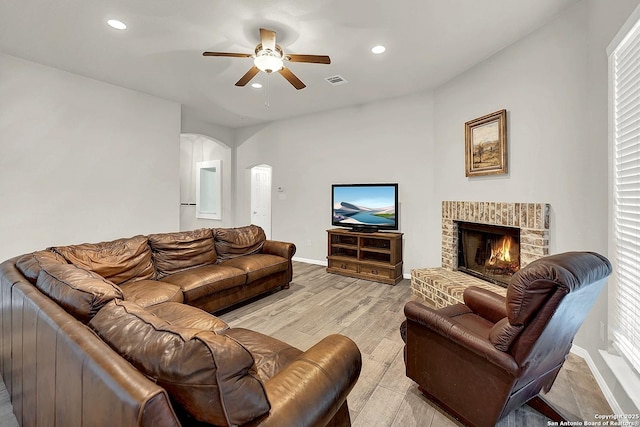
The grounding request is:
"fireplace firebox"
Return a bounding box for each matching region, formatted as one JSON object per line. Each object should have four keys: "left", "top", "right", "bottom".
{"left": 457, "top": 221, "right": 520, "bottom": 287}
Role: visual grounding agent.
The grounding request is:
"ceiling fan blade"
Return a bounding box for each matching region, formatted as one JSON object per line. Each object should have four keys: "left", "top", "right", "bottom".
{"left": 260, "top": 28, "right": 276, "bottom": 51}
{"left": 278, "top": 67, "right": 306, "bottom": 90}
{"left": 203, "top": 52, "right": 253, "bottom": 58}
{"left": 286, "top": 54, "right": 331, "bottom": 65}
{"left": 235, "top": 66, "right": 261, "bottom": 87}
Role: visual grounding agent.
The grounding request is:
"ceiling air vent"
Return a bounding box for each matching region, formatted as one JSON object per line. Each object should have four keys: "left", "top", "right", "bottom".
{"left": 325, "top": 75, "right": 348, "bottom": 86}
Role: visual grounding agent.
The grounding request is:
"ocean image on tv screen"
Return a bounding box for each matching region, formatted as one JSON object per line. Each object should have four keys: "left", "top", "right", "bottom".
{"left": 333, "top": 186, "right": 396, "bottom": 227}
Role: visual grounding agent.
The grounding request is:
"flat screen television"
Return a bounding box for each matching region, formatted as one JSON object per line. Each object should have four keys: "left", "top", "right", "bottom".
{"left": 331, "top": 183, "right": 398, "bottom": 232}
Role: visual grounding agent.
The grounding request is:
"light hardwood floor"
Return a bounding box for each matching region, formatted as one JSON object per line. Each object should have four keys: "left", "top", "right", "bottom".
{"left": 219, "top": 262, "right": 613, "bottom": 427}
{"left": 0, "top": 261, "right": 612, "bottom": 426}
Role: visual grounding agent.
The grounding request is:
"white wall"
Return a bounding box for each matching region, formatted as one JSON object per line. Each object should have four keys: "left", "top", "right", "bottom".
{"left": 181, "top": 108, "right": 235, "bottom": 148}
{"left": 434, "top": 3, "right": 591, "bottom": 254}
{"left": 235, "top": 93, "right": 436, "bottom": 270}
{"left": 0, "top": 53, "right": 181, "bottom": 261}
{"left": 231, "top": 1, "right": 596, "bottom": 273}
{"left": 179, "top": 133, "right": 234, "bottom": 230}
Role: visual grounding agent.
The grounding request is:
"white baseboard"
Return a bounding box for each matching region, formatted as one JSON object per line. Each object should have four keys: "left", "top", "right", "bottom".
{"left": 571, "top": 345, "right": 622, "bottom": 414}
{"left": 292, "top": 257, "right": 327, "bottom": 266}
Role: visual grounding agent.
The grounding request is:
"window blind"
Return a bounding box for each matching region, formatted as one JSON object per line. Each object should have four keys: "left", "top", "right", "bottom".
{"left": 612, "top": 17, "right": 640, "bottom": 374}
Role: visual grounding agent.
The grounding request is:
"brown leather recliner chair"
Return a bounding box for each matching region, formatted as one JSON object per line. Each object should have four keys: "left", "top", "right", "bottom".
{"left": 401, "top": 252, "right": 612, "bottom": 427}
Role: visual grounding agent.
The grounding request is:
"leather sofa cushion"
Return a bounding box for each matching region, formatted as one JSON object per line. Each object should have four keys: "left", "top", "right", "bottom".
{"left": 214, "top": 225, "right": 266, "bottom": 262}
{"left": 36, "top": 263, "right": 124, "bottom": 323}
{"left": 148, "top": 229, "right": 216, "bottom": 279}
{"left": 223, "top": 328, "right": 302, "bottom": 382}
{"left": 89, "top": 300, "right": 270, "bottom": 426}
{"left": 119, "top": 280, "right": 183, "bottom": 307}
{"left": 220, "top": 254, "right": 289, "bottom": 283}
{"left": 160, "top": 265, "right": 246, "bottom": 303}
{"left": 148, "top": 302, "right": 229, "bottom": 333}
{"left": 16, "top": 250, "right": 68, "bottom": 283}
{"left": 53, "top": 235, "right": 155, "bottom": 285}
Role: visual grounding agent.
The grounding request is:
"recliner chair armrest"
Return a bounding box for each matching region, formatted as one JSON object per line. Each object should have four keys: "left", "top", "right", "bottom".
{"left": 404, "top": 301, "right": 519, "bottom": 375}
{"left": 245, "top": 334, "right": 361, "bottom": 427}
{"left": 261, "top": 240, "right": 296, "bottom": 260}
{"left": 463, "top": 286, "right": 507, "bottom": 323}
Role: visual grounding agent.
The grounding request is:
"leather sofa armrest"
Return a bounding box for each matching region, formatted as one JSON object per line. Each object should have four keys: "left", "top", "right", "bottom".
{"left": 463, "top": 286, "right": 507, "bottom": 323}
{"left": 404, "top": 301, "right": 519, "bottom": 375}
{"left": 244, "top": 334, "right": 361, "bottom": 427}
{"left": 261, "top": 240, "right": 296, "bottom": 260}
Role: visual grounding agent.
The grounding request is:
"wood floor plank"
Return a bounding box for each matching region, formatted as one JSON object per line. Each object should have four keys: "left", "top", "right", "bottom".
{"left": 353, "top": 385, "right": 406, "bottom": 427}
{"left": 369, "top": 337, "right": 402, "bottom": 366}
{"left": 391, "top": 387, "right": 438, "bottom": 427}
{"left": 378, "top": 346, "right": 413, "bottom": 395}
{"left": 347, "top": 358, "right": 391, "bottom": 413}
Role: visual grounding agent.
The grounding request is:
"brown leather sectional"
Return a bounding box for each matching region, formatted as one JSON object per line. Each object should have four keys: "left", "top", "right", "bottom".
{"left": 0, "top": 225, "right": 362, "bottom": 426}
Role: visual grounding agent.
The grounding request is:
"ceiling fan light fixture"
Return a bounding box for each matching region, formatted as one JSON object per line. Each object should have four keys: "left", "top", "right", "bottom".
{"left": 254, "top": 51, "right": 283, "bottom": 73}
{"left": 107, "top": 19, "right": 127, "bottom": 30}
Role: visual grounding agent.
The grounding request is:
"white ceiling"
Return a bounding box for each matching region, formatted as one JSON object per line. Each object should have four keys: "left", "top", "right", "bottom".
{"left": 0, "top": 0, "right": 580, "bottom": 128}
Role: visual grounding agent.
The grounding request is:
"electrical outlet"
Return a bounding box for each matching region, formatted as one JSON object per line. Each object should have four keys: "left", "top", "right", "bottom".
{"left": 306, "top": 239, "right": 312, "bottom": 247}
{"left": 600, "top": 321, "right": 605, "bottom": 342}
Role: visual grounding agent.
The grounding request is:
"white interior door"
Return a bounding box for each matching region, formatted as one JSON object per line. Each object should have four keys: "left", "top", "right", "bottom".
{"left": 250, "top": 165, "right": 272, "bottom": 239}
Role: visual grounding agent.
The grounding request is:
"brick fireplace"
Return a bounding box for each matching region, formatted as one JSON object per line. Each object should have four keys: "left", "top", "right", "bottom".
{"left": 411, "top": 201, "right": 550, "bottom": 308}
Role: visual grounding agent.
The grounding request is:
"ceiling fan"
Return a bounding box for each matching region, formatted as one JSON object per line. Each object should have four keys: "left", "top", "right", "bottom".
{"left": 203, "top": 28, "right": 331, "bottom": 90}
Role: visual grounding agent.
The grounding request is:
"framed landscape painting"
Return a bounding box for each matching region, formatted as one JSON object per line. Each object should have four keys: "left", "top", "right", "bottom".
{"left": 465, "top": 109, "right": 507, "bottom": 177}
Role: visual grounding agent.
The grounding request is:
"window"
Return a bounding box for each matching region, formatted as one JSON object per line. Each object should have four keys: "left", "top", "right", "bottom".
{"left": 611, "top": 15, "right": 640, "bottom": 374}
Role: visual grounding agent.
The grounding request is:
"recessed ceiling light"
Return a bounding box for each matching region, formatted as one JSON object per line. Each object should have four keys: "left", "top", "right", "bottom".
{"left": 371, "top": 45, "right": 386, "bottom": 54}
{"left": 251, "top": 83, "right": 263, "bottom": 89}
{"left": 107, "top": 19, "right": 127, "bottom": 30}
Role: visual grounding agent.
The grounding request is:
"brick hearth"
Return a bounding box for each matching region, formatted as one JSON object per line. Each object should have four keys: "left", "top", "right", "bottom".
{"left": 411, "top": 201, "right": 550, "bottom": 308}
{"left": 412, "top": 268, "right": 507, "bottom": 307}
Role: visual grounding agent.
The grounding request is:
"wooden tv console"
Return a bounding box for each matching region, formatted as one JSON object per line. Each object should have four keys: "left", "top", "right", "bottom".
{"left": 326, "top": 228, "right": 403, "bottom": 285}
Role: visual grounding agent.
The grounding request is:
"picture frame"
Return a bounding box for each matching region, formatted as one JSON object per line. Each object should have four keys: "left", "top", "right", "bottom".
{"left": 465, "top": 109, "right": 507, "bottom": 177}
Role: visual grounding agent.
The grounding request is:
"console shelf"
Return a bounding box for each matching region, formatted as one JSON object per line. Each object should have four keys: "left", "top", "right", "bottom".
{"left": 327, "top": 229, "right": 403, "bottom": 285}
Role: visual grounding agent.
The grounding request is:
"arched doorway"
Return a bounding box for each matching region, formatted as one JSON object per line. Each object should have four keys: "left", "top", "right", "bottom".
{"left": 180, "top": 133, "right": 231, "bottom": 230}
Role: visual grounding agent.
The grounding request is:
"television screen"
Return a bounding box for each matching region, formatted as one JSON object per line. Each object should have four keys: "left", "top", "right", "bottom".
{"left": 332, "top": 183, "right": 398, "bottom": 231}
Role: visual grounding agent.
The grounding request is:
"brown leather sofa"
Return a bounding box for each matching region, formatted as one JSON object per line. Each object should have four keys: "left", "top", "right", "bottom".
{"left": 401, "top": 252, "right": 611, "bottom": 427}
{"left": 0, "top": 225, "right": 362, "bottom": 427}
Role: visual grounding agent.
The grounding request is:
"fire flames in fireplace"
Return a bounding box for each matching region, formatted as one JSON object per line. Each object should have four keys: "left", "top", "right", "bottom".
{"left": 486, "top": 235, "right": 519, "bottom": 274}
{"left": 458, "top": 222, "right": 521, "bottom": 287}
